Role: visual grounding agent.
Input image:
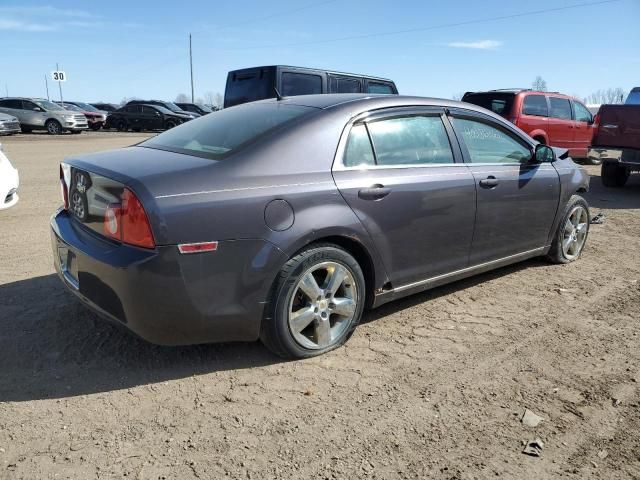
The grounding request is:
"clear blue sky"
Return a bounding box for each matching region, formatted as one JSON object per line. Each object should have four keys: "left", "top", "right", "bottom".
{"left": 1, "top": 0, "right": 638, "bottom": 103}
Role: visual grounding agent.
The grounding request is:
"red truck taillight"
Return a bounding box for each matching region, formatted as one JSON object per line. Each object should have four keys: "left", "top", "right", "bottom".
{"left": 103, "top": 188, "right": 155, "bottom": 249}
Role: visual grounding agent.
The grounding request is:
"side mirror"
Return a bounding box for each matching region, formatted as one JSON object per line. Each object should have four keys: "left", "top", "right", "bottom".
{"left": 533, "top": 144, "right": 555, "bottom": 163}
{"left": 33, "top": 107, "right": 43, "bottom": 112}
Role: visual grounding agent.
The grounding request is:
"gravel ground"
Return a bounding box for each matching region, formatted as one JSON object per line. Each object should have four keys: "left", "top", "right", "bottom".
{"left": 0, "top": 132, "right": 638, "bottom": 480}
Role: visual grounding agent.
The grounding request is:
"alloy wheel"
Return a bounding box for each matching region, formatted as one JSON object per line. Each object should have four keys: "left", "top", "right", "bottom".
{"left": 562, "top": 205, "right": 588, "bottom": 260}
{"left": 288, "top": 261, "right": 358, "bottom": 350}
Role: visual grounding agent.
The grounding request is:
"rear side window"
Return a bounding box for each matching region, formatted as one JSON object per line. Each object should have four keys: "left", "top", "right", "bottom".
{"left": 453, "top": 117, "right": 531, "bottom": 164}
{"left": 367, "top": 82, "right": 394, "bottom": 94}
{"left": 573, "top": 101, "right": 592, "bottom": 123}
{"left": 367, "top": 116, "right": 454, "bottom": 166}
{"left": 549, "top": 97, "right": 572, "bottom": 120}
{"left": 224, "top": 68, "right": 275, "bottom": 108}
{"left": 0, "top": 99, "right": 23, "bottom": 109}
{"left": 329, "top": 76, "right": 361, "bottom": 93}
{"left": 281, "top": 72, "right": 322, "bottom": 96}
{"left": 141, "top": 103, "right": 316, "bottom": 160}
{"left": 343, "top": 125, "right": 375, "bottom": 167}
{"left": 462, "top": 93, "right": 514, "bottom": 117}
{"left": 522, "top": 95, "right": 548, "bottom": 116}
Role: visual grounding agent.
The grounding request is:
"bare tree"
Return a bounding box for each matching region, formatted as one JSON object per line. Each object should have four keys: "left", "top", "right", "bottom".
{"left": 585, "top": 87, "right": 627, "bottom": 104}
{"left": 175, "top": 93, "right": 190, "bottom": 103}
{"left": 203, "top": 91, "right": 216, "bottom": 106}
{"left": 451, "top": 92, "right": 464, "bottom": 101}
{"left": 214, "top": 93, "right": 223, "bottom": 108}
{"left": 532, "top": 76, "right": 548, "bottom": 92}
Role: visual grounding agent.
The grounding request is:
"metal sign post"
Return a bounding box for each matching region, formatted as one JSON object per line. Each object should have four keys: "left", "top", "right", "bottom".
{"left": 44, "top": 74, "right": 50, "bottom": 101}
{"left": 55, "top": 63, "right": 64, "bottom": 103}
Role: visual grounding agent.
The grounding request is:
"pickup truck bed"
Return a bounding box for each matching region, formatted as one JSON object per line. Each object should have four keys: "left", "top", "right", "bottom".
{"left": 588, "top": 103, "right": 640, "bottom": 187}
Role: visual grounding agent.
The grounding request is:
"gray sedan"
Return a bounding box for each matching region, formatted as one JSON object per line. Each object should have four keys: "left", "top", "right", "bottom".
{"left": 51, "top": 94, "right": 590, "bottom": 358}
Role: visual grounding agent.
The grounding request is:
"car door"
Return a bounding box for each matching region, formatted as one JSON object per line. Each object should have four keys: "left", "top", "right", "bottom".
{"left": 141, "top": 106, "right": 161, "bottom": 130}
{"left": 127, "top": 105, "right": 142, "bottom": 128}
{"left": 332, "top": 107, "right": 477, "bottom": 287}
{"left": 571, "top": 100, "right": 595, "bottom": 158}
{"left": 448, "top": 109, "right": 561, "bottom": 265}
{"left": 546, "top": 96, "right": 575, "bottom": 149}
{"left": 21, "top": 100, "right": 49, "bottom": 127}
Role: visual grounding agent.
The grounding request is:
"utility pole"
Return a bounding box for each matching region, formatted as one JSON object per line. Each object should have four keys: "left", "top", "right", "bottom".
{"left": 189, "top": 34, "right": 194, "bottom": 102}
{"left": 56, "top": 62, "right": 63, "bottom": 103}
{"left": 44, "top": 74, "right": 50, "bottom": 100}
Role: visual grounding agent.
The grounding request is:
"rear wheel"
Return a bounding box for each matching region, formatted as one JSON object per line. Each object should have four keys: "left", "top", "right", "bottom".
{"left": 601, "top": 162, "right": 629, "bottom": 187}
{"left": 89, "top": 124, "right": 101, "bottom": 131}
{"left": 261, "top": 244, "right": 365, "bottom": 359}
{"left": 46, "top": 119, "right": 62, "bottom": 135}
{"left": 165, "top": 120, "right": 177, "bottom": 130}
{"left": 546, "top": 195, "right": 590, "bottom": 264}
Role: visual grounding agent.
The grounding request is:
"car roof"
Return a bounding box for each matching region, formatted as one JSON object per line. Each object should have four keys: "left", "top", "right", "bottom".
{"left": 251, "top": 93, "right": 476, "bottom": 112}
{"left": 228, "top": 65, "right": 395, "bottom": 83}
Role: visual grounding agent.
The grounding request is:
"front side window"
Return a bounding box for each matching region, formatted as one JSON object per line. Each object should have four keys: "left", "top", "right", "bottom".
{"left": 453, "top": 117, "right": 531, "bottom": 164}
{"left": 522, "top": 95, "right": 548, "bottom": 117}
{"left": 367, "top": 82, "right": 394, "bottom": 94}
{"left": 23, "top": 101, "right": 41, "bottom": 111}
{"left": 141, "top": 103, "right": 316, "bottom": 159}
{"left": 573, "top": 101, "right": 592, "bottom": 123}
{"left": 281, "top": 72, "right": 322, "bottom": 96}
{"left": 343, "top": 124, "right": 375, "bottom": 167}
{"left": 34, "top": 99, "right": 64, "bottom": 111}
{"left": 549, "top": 97, "right": 573, "bottom": 120}
{"left": 142, "top": 106, "right": 158, "bottom": 114}
{"left": 367, "top": 115, "right": 454, "bottom": 166}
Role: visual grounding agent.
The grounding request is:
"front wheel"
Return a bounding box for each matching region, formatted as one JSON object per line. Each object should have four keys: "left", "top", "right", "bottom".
{"left": 546, "top": 195, "right": 590, "bottom": 264}
{"left": 261, "top": 244, "right": 366, "bottom": 359}
{"left": 46, "top": 119, "right": 62, "bottom": 135}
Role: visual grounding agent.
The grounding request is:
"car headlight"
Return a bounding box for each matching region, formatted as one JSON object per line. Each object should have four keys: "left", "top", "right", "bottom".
{"left": 63, "top": 115, "right": 75, "bottom": 120}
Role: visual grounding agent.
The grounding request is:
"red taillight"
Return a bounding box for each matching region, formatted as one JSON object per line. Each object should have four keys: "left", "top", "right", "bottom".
{"left": 103, "top": 188, "right": 155, "bottom": 249}
{"left": 60, "top": 165, "right": 69, "bottom": 209}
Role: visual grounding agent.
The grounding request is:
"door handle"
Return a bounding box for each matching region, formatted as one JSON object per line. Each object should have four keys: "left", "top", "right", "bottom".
{"left": 358, "top": 184, "right": 391, "bottom": 200}
{"left": 479, "top": 176, "right": 499, "bottom": 189}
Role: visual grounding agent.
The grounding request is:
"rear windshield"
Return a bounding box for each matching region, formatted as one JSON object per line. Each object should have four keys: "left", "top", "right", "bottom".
{"left": 141, "top": 102, "right": 316, "bottom": 159}
{"left": 462, "top": 93, "right": 515, "bottom": 117}
{"left": 627, "top": 89, "right": 640, "bottom": 105}
{"left": 225, "top": 68, "right": 275, "bottom": 108}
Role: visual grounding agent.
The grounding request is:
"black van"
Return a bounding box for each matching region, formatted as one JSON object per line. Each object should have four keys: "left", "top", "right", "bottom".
{"left": 224, "top": 65, "right": 398, "bottom": 108}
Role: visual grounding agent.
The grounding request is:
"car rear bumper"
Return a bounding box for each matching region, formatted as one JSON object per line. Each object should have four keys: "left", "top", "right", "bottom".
{"left": 51, "top": 209, "right": 287, "bottom": 345}
{"left": 588, "top": 146, "right": 640, "bottom": 166}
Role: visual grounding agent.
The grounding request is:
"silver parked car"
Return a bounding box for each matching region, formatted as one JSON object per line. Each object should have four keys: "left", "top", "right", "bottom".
{"left": 0, "top": 112, "right": 20, "bottom": 135}
{"left": 0, "top": 97, "right": 88, "bottom": 135}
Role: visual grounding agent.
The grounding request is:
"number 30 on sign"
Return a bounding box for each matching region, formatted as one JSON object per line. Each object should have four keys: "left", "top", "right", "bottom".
{"left": 51, "top": 71, "right": 67, "bottom": 82}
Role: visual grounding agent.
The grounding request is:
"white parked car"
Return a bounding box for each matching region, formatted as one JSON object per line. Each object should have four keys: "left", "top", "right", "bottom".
{"left": 0, "top": 143, "right": 19, "bottom": 209}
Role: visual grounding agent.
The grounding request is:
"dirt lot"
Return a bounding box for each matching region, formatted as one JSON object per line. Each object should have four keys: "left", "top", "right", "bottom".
{"left": 0, "top": 132, "right": 639, "bottom": 480}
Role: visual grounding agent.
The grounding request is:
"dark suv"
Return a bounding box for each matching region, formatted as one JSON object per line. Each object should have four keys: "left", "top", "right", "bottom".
{"left": 224, "top": 65, "right": 398, "bottom": 108}
{"left": 126, "top": 100, "right": 199, "bottom": 119}
{"left": 106, "top": 104, "right": 191, "bottom": 132}
{"left": 462, "top": 89, "right": 597, "bottom": 163}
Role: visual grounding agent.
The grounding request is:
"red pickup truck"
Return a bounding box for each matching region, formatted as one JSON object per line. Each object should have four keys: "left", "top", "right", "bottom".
{"left": 589, "top": 88, "right": 640, "bottom": 187}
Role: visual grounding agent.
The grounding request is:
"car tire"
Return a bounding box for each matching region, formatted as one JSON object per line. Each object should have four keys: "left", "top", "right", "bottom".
{"left": 90, "top": 124, "right": 101, "bottom": 131}
{"left": 261, "top": 244, "right": 366, "bottom": 359}
{"left": 116, "top": 120, "right": 127, "bottom": 132}
{"left": 546, "top": 194, "right": 590, "bottom": 264}
{"left": 46, "top": 119, "right": 62, "bottom": 135}
{"left": 165, "top": 120, "right": 177, "bottom": 129}
{"left": 601, "top": 162, "right": 629, "bottom": 188}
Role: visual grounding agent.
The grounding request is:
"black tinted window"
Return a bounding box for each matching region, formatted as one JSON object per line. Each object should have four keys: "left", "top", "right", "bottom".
{"left": 329, "top": 76, "right": 361, "bottom": 93}
{"left": 281, "top": 72, "right": 322, "bottom": 96}
{"left": 0, "top": 99, "right": 22, "bottom": 109}
{"left": 522, "top": 95, "right": 548, "bottom": 116}
{"left": 549, "top": 97, "right": 572, "bottom": 120}
{"left": 125, "top": 105, "right": 140, "bottom": 113}
{"left": 343, "top": 124, "right": 375, "bottom": 167}
{"left": 142, "top": 106, "right": 157, "bottom": 114}
{"left": 367, "top": 82, "right": 394, "bottom": 94}
{"left": 225, "top": 68, "right": 275, "bottom": 107}
{"left": 142, "top": 103, "right": 315, "bottom": 159}
{"left": 367, "top": 116, "right": 454, "bottom": 166}
{"left": 463, "top": 93, "right": 514, "bottom": 116}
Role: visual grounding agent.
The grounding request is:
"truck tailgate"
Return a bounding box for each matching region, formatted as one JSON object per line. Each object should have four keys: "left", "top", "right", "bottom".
{"left": 593, "top": 105, "right": 640, "bottom": 150}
